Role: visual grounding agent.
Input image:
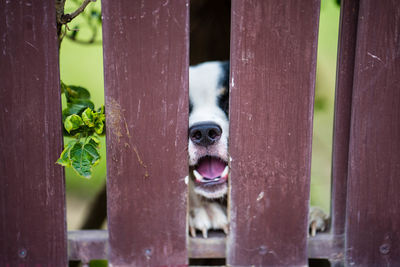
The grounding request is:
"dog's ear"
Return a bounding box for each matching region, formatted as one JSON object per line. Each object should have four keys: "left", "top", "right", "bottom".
{"left": 218, "top": 61, "right": 230, "bottom": 118}
{"left": 218, "top": 87, "right": 229, "bottom": 117}
{"left": 189, "top": 99, "right": 193, "bottom": 114}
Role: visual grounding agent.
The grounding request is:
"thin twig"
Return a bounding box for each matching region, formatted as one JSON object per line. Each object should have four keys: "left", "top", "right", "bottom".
{"left": 60, "top": 0, "right": 96, "bottom": 24}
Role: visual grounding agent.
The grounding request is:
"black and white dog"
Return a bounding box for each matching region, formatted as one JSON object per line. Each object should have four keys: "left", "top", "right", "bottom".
{"left": 188, "top": 61, "right": 230, "bottom": 238}
{"left": 188, "top": 61, "right": 328, "bottom": 238}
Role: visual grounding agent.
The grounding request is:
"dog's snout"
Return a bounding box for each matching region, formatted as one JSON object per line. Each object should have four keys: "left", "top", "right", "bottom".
{"left": 189, "top": 122, "right": 222, "bottom": 147}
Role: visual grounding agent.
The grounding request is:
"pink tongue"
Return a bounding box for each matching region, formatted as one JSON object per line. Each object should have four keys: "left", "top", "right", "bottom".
{"left": 197, "top": 157, "right": 226, "bottom": 179}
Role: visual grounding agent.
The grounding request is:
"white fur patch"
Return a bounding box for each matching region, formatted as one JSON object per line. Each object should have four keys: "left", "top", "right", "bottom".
{"left": 188, "top": 61, "right": 229, "bottom": 168}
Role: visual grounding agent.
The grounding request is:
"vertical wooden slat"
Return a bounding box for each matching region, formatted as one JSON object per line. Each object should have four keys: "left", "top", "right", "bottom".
{"left": 102, "top": 0, "right": 189, "bottom": 266}
{"left": 330, "top": 0, "right": 359, "bottom": 237}
{"left": 345, "top": 0, "right": 400, "bottom": 266}
{"left": 0, "top": 0, "right": 67, "bottom": 266}
{"left": 227, "top": 1, "right": 320, "bottom": 266}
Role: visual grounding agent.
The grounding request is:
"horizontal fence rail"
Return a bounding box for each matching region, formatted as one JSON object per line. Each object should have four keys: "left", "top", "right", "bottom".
{"left": 67, "top": 230, "right": 343, "bottom": 262}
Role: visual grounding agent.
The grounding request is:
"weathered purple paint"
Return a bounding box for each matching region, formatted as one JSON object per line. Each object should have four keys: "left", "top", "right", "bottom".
{"left": 330, "top": 0, "right": 359, "bottom": 237}
{"left": 68, "top": 230, "right": 345, "bottom": 262}
{"left": 345, "top": 0, "right": 400, "bottom": 266}
{"left": 188, "top": 233, "right": 226, "bottom": 259}
{"left": 0, "top": 0, "right": 67, "bottom": 266}
{"left": 227, "top": 0, "right": 320, "bottom": 265}
{"left": 102, "top": 0, "right": 189, "bottom": 265}
{"left": 68, "top": 230, "right": 108, "bottom": 263}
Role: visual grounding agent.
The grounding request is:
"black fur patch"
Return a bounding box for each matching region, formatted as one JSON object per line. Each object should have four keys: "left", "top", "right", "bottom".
{"left": 189, "top": 99, "right": 193, "bottom": 114}
{"left": 218, "top": 61, "right": 230, "bottom": 117}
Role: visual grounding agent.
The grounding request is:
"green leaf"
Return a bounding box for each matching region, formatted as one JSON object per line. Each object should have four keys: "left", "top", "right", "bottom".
{"left": 62, "top": 108, "right": 72, "bottom": 123}
{"left": 56, "top": 141, "right": 75, "bottom": 166}
{"left": 70, "top": 98, "right": 95, "bottom": 109}
{"left": 63, "top": 99, "right": 95, "bottom": 120}
{"left": 94, "top": 120, "right": 104, "bottom": 135}
{"left": 98, "top": 113, "right": 105, "bottom": 123}
{"left": 87, "top": 136, "right": 100, "bottom": 148}
{"left": 65, "top": 85, "right": 91, "bottom": 103}
{"left": 94, "top": 105, "right": 106, "bottom": 135}
{"left": 82, "top": 108, "right": 96, "bottom": 127}
{"left": 97, "top": 105, "right": 105, "bottom": 115}
{"left": 64, "top": 114, "right": 84, "bottom": 133}
{"left": 69, "top": 142, "right": 100, "bottom": 178}
{"left": 60, "top": 81, "right": 67, "bottom": 94}
{"left": 67, "top": 85, "right": 91, "bottom": 100}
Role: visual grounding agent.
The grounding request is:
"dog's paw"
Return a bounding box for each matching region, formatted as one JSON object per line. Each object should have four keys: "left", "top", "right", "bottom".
{"left": 189, "top": 206, "right": 211, "bottom": 238}
{"left": 308, "top": 206, "right": 329, "bottom": 237}
{"left": 189, "top": 202, "right": 228, "bottom": 238}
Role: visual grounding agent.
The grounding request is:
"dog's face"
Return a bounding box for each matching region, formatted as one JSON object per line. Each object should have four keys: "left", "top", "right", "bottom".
{"left": 188, "top": 61, "right": 229, "bottom": 199}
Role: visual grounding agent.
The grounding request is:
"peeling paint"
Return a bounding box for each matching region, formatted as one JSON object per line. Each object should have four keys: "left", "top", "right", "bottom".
{"left": 132, "top": 145, "right": 149, "bottom": 178}
{"left": 367, "top": 52, "right": 383, "bottom": 63}
{"left": 106, "top": 97, "right": 123, "bottom": 142}
{"left": 256, "top": 191, "right": 264, "bottom": 201}
{"left": 124, "top": 119, "right": 131, "bottom": 137}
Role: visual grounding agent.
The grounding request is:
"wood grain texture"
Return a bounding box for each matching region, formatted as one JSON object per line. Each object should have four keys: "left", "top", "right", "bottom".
{"left": 102, "top": 0, "right": 189, "bottom": 265}
{"left": 345, "top": 0, "right": 400, "bottom": 266}
{"left": 227, "top": 0, "right": 320, "bottom": 266}
{"left": 330, "top": 0, "right": 359, "bottom": 237}
{"left": 0, "top": 0, "right": 67, "bottom": 266}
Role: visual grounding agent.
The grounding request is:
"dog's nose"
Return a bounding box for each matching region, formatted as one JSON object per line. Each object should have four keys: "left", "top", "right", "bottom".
{"left": 189, "top": 122, "right": 222, "bottom": 147}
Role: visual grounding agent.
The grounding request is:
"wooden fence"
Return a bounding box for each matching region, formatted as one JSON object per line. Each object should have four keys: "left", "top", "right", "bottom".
{"left": 1, "top": 0, "right": 399, "bottom": 266}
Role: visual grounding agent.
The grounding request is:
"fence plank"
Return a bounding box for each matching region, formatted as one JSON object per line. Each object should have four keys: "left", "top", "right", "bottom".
{"left": 345, "top": 0, "right": 400, "bottom": 266}
{"left": 227, "top": 1, "right": 320, "bottom": 266}
{"left": 330, "top": 0, "right": 359, "bottom": 238}
{"left": 102, "top": 0, "right": 189, "bottom": 265}
{"left": 0, "top": 1, "right": 67, "bottom": 266}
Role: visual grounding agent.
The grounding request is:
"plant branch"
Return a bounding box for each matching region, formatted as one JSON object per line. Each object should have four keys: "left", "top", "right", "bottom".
{"left": 59, "top": 0, "right": 96, "bottom": 24}
{"left": 55, "top": 0, "right": 66, "bottom": 24}
{"left": 56, "top": 0, "right": 98, "bottom": 48}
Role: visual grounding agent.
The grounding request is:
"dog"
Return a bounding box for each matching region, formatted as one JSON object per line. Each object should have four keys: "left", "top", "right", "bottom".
{"left": 188, "top": 61, "right": 230, "bottom": 238}
{"left": 188, "top": 61, "right": 328, "bottom": 238}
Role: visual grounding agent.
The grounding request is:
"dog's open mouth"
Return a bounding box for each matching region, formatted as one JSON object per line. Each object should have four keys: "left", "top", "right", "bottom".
{"left": 192, "top": 156, "right": 229, "bottom": 185}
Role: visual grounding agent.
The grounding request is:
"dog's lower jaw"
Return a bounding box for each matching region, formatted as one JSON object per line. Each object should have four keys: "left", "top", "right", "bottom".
{"left": 193, "top": 182, "right": 228, "bottom": 199}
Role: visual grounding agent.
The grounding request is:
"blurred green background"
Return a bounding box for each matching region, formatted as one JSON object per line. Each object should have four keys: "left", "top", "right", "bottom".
{"left": 60, "top": 0, "right": 106, "bottom": 229}
{"left": 60, "top": 0, "right": 340, "bottom": 230}
{"left": 311, "top": 0, "right": 340, "bottom": 212}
